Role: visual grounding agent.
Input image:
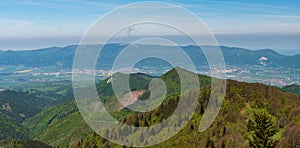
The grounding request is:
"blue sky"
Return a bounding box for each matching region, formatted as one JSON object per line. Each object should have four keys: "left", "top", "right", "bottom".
{"left": 1, "top": 0, "right": 300, "bottom": 50}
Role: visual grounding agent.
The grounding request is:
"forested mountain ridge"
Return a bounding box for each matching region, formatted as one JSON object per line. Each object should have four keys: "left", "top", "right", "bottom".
{"left": 0, "top": 139, "right": 52, "bottom": 148}
{"left": 1, "top": 44, "right": 300, "bottom": 69}
{"left": 14, "top": 68, "right": 211, "bottom": 147}
{"left": 0, "top": 83, "right": 73, "bottom": 141}
{"left": 3, "top": 67, "right": 297, "bottom": 147}
{"left": 281, "top": 84, "right": 300, "bottom": 95}
{"left": 73, "top": 79, "right": 300, "bottom": 147}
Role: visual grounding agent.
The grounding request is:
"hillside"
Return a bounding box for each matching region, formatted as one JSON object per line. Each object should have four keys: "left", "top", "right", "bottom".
{"left": 281, "top": 84, "right": 300, "bottom": 95}
{"left": 0, "top": 90, "right": 52, "bottom": 121}
{"left": 22, "top": 101, "right": 79, "bottom": 136}
{"left": 0, "top": 113, "right": 31, "bottom": 140}
{"left": 0, "top": 139, "right": 52, "bottom": 148}
{"left": 0, "top": 82, "right": 74, "bottom": 141}
{"left": 18, "top": 67, "right": 300, "bottom": 147}
{"left": 278, "top": 54, "right": 300, "bottom": 68}
{"left": 73, "top": 79, "right": 300, "bottom": 147}
{"left": 21, "top": 72, "right": 156, "bottom": 146}
{"left": 0, "top": 83, "right": 73, "bottom": 122}
{"left": 0, "top": 91, "right": 38, "bottom": 140}
{"left": 20, "top": 67, "right": 210, "bottom": 146}
{"left": 21, "top": 100, "right": 92, "bottom": 146}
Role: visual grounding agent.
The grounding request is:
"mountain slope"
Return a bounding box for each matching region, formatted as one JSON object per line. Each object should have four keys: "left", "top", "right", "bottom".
{"left": 0, "top": 139, "right": 52, "bottom": 148}
{"left": 20, "top": 67, "right": 300, "bottom": 147}
{"left": 23, "top": 67, "right": 211, "bottom": 146}
{"left": 281, "top": 84, "right": 300, "bottom": 95}
{"left": 0, "top": 113, "right": 31, "bottom": 140}
{"left": 279, "top": 54, "right": 300, "bottom": 68}
{"left": 22, "top": 72, "right": 157, "bottom": 146}
{"left": 21, "top": 100, "right": 92, "bottom": 147}
{"left": 0, "top": 86, "right": 76, "bottom": 141}
{"left": 22, "top": 101, "right": 79, "bottom": 136}
{"left": 0, "top": 90, "right": 52, "bottom": 121}
{"left": 74, "top": 79, "right": 300, "bottom": 147}
{"left": 35, "top": 111, "right": 91, "bottom": 146}
{"left": 0, "top": 83, "right": 74, "bottom": 122}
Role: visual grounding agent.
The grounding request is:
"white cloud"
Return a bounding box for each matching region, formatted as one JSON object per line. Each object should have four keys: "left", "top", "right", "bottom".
{"left": 0, "top": 19, "right": 89, "bottom": 38}
{"left": 209, "top": 0, "right": 284, "bottom": 9}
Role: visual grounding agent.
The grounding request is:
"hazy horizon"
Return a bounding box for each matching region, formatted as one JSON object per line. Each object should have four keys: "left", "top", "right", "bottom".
{"left": 1, "top": 0, "right": 300, "bottom": 51}
{"left": 1, "top": 34, "right": 300, "bottom": 51}
{"left": 1, "top": 40, "right": 300, "bottom": 56}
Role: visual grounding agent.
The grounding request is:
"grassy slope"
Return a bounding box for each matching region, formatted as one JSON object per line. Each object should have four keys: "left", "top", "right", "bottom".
{"left": 22, "top": 101, "right": 78, "bottom": 136}
{"left": 35, "top": 111, "right": 92, "bottom": 146}
{"left": 22, "top": 100, "right": 93, "bottom": 147}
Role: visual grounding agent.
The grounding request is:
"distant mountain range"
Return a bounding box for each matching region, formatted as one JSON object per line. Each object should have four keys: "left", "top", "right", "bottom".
{"left": 1, "top": 44, "right": 300, "bottom": 69}
{"left": 273, "top": 49, "right": 300, "bottom": 56}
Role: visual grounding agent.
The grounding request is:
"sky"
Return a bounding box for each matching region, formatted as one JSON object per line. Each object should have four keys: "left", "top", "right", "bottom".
{"left": 0, "top": 0, "right": 300, "bottom": 50}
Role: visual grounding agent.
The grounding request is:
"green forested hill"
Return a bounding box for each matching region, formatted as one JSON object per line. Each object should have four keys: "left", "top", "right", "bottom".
{"left": 21, "top": 100, "right": 95, "bottom": 147}
{"left": 281, "top": 84, "right": 300, "bottom": 95}
{"left": 0, "top": 90, "right": 52, "bottom": 121}
{"left": 73, "top": 79, "right": 300, "bottom": 148}
{"left": 0, "top": 139, "right": 52, "bottom": 148}
{"left": 34, "top": 111, "right": 92, "bottom": 146}
{"left": 0, "top": 82, "right": 73, "bottom": 122}
{"left": 0, "top": 113, "right": 31, "bottom": 140}
{"left": 22, "top": 101, "right": 79, "bottom": 136}
{"left": 19, "top": 72, "right": 157, "bottom": 146}
{"left": 97, "top": 72, "right": 155, "bottom": 99}
{"left": 0, "top": 82, "right": 73, "bottom": 141}
{"left": 2, "top": 68, "right": 300, "bottom": 147}
{"left": 19, "top": 68, "right": 211, "bottom": 147}
{"left": 0, "top": 90, "right": 50, "bottom": 140}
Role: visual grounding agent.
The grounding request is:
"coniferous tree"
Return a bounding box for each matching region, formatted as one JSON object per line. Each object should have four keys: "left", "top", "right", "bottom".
{"left": 246, "top": 112, "right": 278, "bottom": 148}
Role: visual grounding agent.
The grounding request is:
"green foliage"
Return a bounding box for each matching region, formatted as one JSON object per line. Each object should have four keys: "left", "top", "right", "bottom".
{"left": 35, "top": 111, "right": 92, "bottom": 147}
{"left": 0, "top": 82, "right": 74, "bottom": 141}
{"left": 281, "top": 84, "right": 300, "bottom": 95}
{"left": 0, "top": 80, "right": 82, "bottom": 145}
{"left": 70, "top": 68, "right": 300, "bottom": 148}
{"left": 22, "top": 101, "right": 78, "bottom": 136}
{"left": 0, "top": 90, "right": 51, "bottom": 121}
{"left": 0, "top": 113, "right": 31, "bottom": 140}
{"left": 97, "top": 72, "right": 154, "bottom": 97}
{"left": 0, "top": 81, "right": 73, "bottom": 122}
{"left": 279, "top": 123, "right": 300, "bottom": 147}
{"left": 21, "top": 101, "right": 91, "bottom": 147}
{"left": 246, "top": 112, "right": 278, "bottom": 148}
{"left": 0, "top": 139, "right": 52, "bottom": 148}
